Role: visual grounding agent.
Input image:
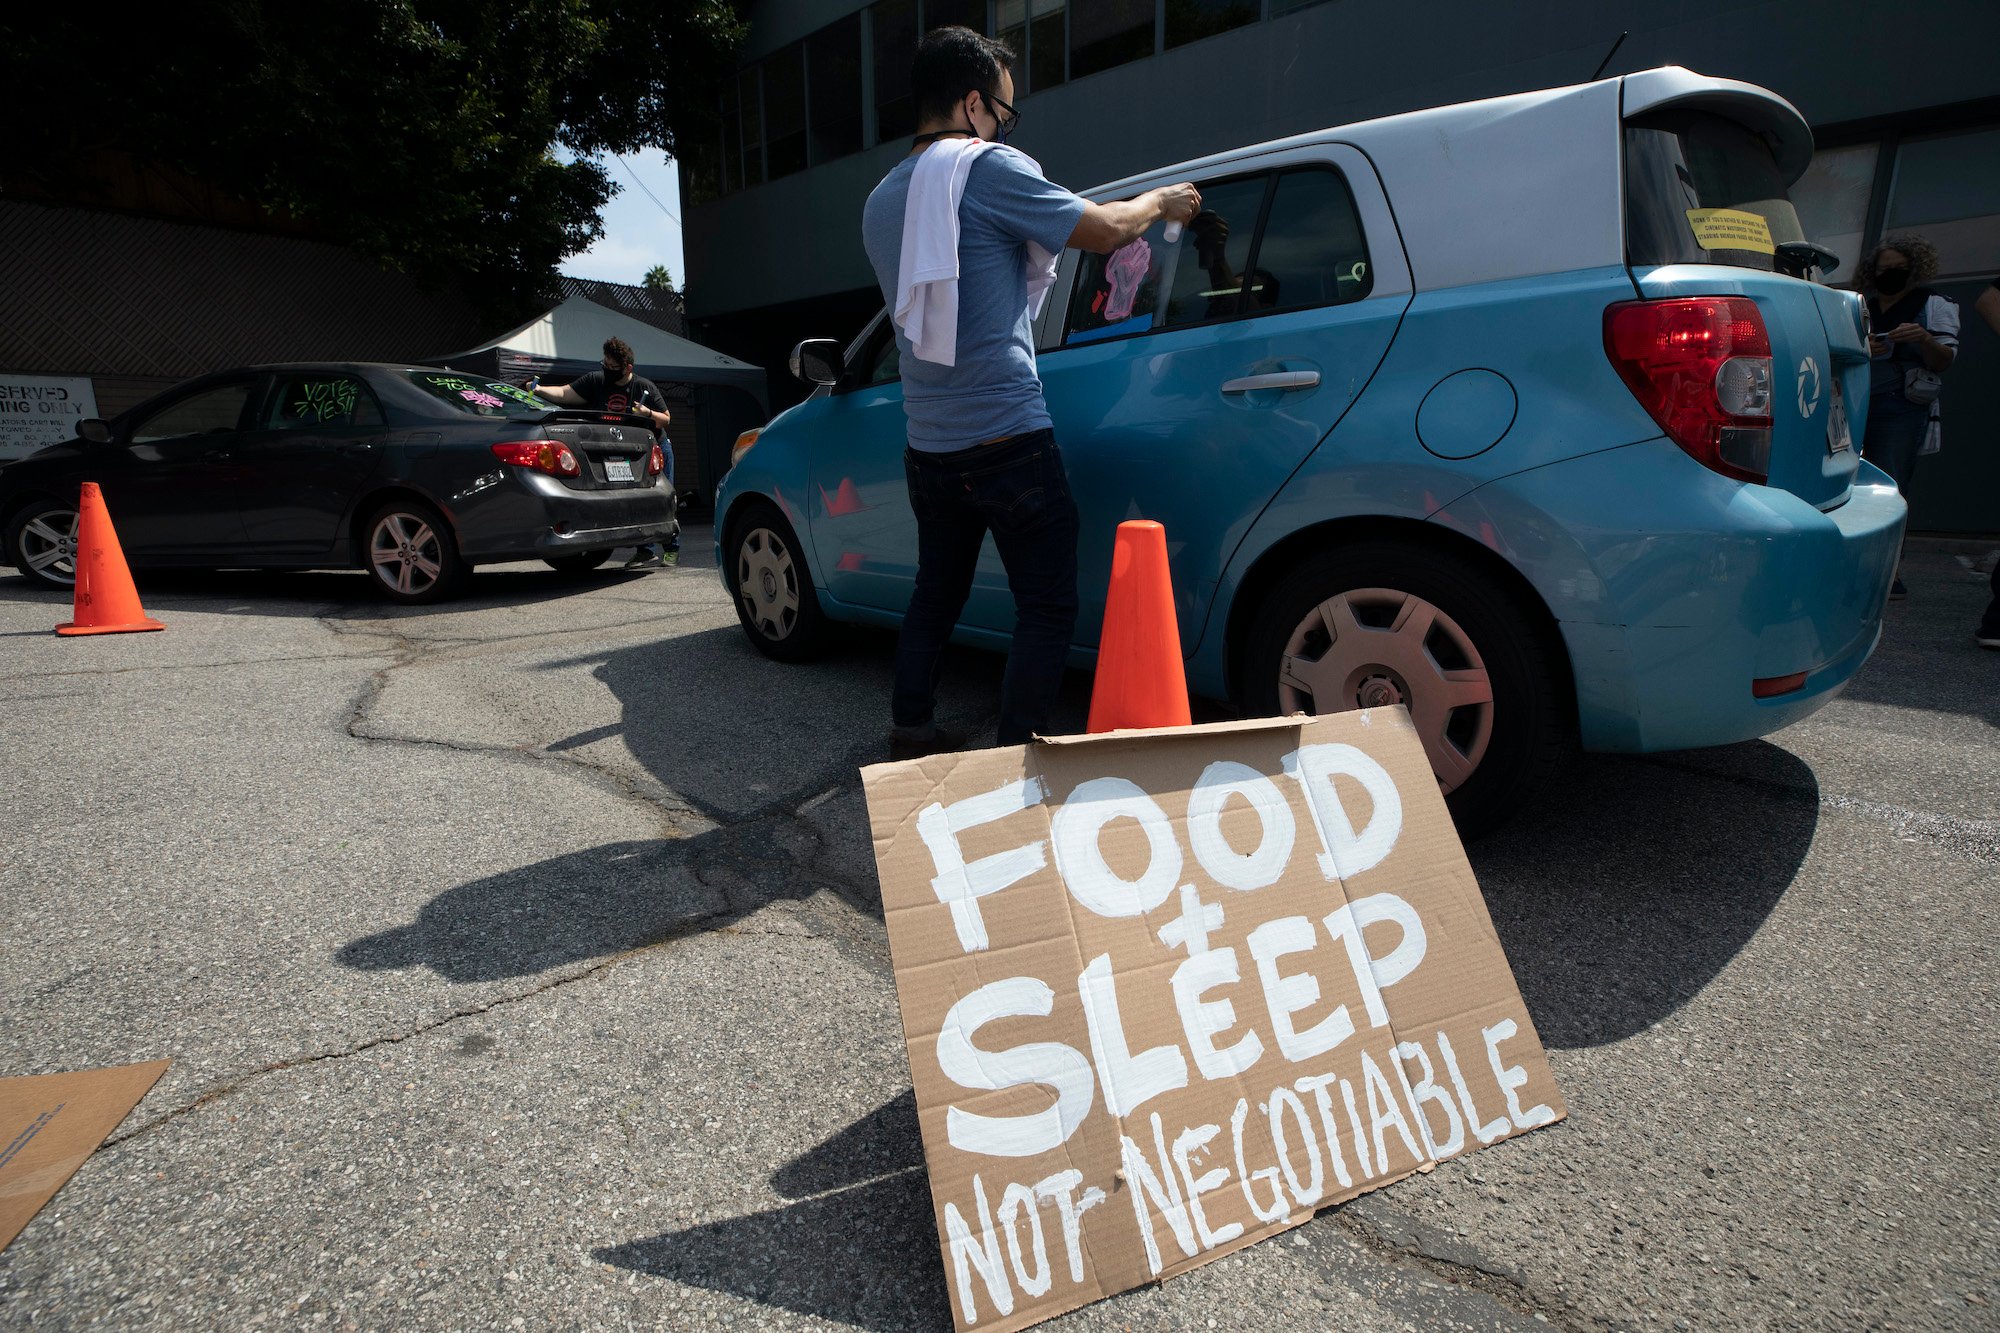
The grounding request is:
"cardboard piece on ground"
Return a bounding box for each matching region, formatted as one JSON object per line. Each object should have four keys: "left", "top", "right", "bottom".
{"left": 0, "top": 1059, "right": 170, "bottom": 1252}
{"left": 861, "top": 709, "right": 1564, "bottom": 1333}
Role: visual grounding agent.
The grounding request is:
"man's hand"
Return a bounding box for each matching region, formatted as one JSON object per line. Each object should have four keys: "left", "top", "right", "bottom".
{"left": 1069, "top": 181, "right": 1205, "bottom": 253}
{"left": 1153, "top": 182, "right": 1201, "bottom": 225}
{"left": 1882, "top": 322, "right": 1929, "bottom": 344}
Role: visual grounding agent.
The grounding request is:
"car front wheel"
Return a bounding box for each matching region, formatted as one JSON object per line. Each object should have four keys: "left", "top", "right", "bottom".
{"left": 727, "top": 500, "right": 832, "bottom": 661}
{"left": 363, "top": 498, "right": 466, "bottom": 604}
{"left": 6, "top": 498, "right": 81, "bottom": 591}
{"left": 1241, "top": 541, "right": 1572, "bottom": 834}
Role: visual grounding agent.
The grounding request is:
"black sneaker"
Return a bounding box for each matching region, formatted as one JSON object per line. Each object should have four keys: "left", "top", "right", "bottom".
{"left": 1977, "top": 627, "right": 2000, "bottom": 650}
{"left": 889, "top": 723, "right": 968, "bottom": 761}
{"left": 624, "top": 552, "right": 667, "bottom": 570}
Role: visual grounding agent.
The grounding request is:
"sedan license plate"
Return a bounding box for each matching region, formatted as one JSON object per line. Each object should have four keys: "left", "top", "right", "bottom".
{"left": 605, "top": 457, "right": 635, "bottom": 483}
{"left": 1826, "top": 379, "right": 1852, "bottom": 454}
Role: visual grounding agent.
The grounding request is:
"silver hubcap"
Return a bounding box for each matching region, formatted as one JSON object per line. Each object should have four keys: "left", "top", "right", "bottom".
{"left": 19, "top": 508, "right": 80, "bottom": 585}
{"left": 1277, "top": 587, "right": 1495, "bottom": 793}
{"left": 370, "top": 513, "right": 443, "bottom": 595}
{"left": 737, "top": 527, "right": 799, "bottom": 640}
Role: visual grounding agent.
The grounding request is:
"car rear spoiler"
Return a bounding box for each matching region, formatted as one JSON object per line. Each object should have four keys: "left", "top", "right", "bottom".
{"left": 538, "top": 408, "right": 660, "bottom": 434}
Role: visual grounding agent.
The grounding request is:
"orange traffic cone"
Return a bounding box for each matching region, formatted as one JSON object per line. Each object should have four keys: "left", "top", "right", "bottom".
{"left": 56, "top": 483, "right": 164, "bottom": 637}
{"left": 1087, "top": 520, "right": 1191, "bottom": 732}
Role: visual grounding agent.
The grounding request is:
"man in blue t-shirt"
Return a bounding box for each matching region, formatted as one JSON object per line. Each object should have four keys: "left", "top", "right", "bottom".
{"left": 862, "top": 25, "right": 1200, "bottom": 758}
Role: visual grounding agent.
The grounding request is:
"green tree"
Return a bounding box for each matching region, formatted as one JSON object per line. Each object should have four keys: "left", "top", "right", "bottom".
{"left": 9, "top": 2, "right": 742, "bottom": 321}
{"left": 643, "top": 264, "right": 676, "bottom": 292}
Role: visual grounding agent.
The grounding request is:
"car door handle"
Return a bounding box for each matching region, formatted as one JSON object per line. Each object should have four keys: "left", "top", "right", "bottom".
{"left": 1221, "top": 371, "right": 1320, "bottom": 394}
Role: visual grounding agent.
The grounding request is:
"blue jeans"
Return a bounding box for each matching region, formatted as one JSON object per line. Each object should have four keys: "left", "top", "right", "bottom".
{"left": 893, "top": 429, "right": 1080, "bottom": 746}
{"left": 1861, "top": 394, "right": 1929, "bottom": 494}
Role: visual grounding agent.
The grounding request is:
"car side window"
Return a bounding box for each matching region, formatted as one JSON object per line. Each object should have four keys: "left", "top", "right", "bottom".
{"left": 265, "top": 374, "right": 385, "bottom": 430}
{"left": 845, "top": 318, "right": 900, "bottom": 388}
{"left": 1253, "top": 168, "right": 1373, "bottom": 312}
{"left": 1061, "top": 173, "right": 1273, "bottom": 347}
{"left": 129, "top": 381, "right": 256, "bottom": 445}
{"left": 1160, "top": 174, "right": 1272, "bottom": 329}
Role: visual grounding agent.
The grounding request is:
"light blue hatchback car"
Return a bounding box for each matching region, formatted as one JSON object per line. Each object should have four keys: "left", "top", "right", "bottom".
{"left": 715, "top": 67, "right": 1905, "bottom": 828}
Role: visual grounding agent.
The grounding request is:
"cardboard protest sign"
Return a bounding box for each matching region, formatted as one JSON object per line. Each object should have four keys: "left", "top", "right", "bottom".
{"left": 861, "top": 709, "right": 1563, "bottom": 1333}
{"left": 1, "top": 1059, "right": 170, "bottom": 1252}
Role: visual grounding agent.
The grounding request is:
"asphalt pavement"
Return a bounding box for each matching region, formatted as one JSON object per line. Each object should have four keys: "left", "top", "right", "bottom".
{"left": 0, "top": 533, "right": 1993, "bottom": 1331}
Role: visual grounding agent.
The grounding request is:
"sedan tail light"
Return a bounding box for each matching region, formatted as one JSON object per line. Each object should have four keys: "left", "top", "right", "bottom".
{"left": 1604, "top": 297, "right": 1773, "bottom": 483}
{"left": 491, "top": 440, "right": 580, "bottom": 477}
{"left": 646, "top": 442, "right": 665, "bottom": 476}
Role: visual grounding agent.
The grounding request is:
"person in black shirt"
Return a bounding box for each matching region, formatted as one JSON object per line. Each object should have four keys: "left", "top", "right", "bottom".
{"left": 530, "top": 337, "right": 678, "bottom": 569}
{"left": 1858, "top": 235, "right": 1958, "bottom": 599}
{"left": 1974, "top": 276, "right": 2000, "bottom": 649}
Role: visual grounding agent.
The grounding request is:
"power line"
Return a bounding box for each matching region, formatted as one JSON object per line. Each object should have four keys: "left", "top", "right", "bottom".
{"left": 611, "top": 153, "right": 682, "bottom": 227}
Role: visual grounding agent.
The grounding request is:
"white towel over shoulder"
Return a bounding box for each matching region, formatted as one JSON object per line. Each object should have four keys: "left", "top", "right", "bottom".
{"left": 893, "top": 139, "right": 1062, "bottom": 366}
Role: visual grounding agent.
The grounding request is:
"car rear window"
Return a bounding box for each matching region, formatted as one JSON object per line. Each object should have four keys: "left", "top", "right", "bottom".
{"left": 1624, "top": 110, "right": 1806, "bottom": 272}
{"left": 407, "top": 371, "right": 547, "bottom": 418}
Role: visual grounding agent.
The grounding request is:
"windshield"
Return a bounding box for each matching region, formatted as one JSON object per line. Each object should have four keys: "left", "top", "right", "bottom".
{"left": 1624, "top": 110, "right": 1806, "bottom": 272}
{"left": 406, "top": 371, "right": 548, "bottom": 418}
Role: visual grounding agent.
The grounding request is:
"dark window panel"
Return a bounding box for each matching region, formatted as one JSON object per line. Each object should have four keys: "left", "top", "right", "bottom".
{"left": 1271, "top": 0, "right": 1334, "bottom": 13}
{"left": 1251, "top": 169, "right": 1373, "bottom": 312}
{"left": 1029, "top": 2, "right": 1065, "bottom": 92}
{"left": 808, "top": 14, "right": 864, "bottom": 165}
{"left": 763, "top": 43, "right": 808, "bottom": 180}
{"left": 873, "top": 0, "right": 919, "bottom": 140}
{"left": 924, "top": 0, "right": 988, "bottom": 35}
{"left": 738, "top": 68, "right": 764, "bottom": 188}
{"left": 1070, "top": 0, "right": 1152, "bottom": 80}
{"left": 719, "top": 78, "right": 741, "bottom": 195}
{"left": 1165, "top": 0, "right": 1256, "bottom": 50}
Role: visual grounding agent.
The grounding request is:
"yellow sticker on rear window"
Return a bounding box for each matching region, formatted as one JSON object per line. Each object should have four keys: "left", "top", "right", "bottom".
{"left": 1685, "top": 208, "right": 1776, "bottom": 255}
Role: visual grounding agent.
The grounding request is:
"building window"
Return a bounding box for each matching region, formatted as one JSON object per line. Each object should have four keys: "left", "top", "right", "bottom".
{"left": 1070, "top": 0, "right": 1153, "bottom": 80}
{"left": 1884, "top": 125, "right": 2000, "bottom": 279}
{"left": 1789, "top": 143, "right": 1878, "bottom": 285}
{"left": 763, "top": 43, "right": 808, "bottom": 180}
{"left": 924, "top": 0, "right": 989, "bottom": 34}
{"left": 1271, "top": 0, "right": 1334, "bottom": 14}
{"left": 874, "top": 0, "right": 920, "bottom": 140}
{"left": 738, "top": 68, "right": 764, "bottom": 188}
{"left": 1166, "top": 0, "right": 1257, "bottom": 50}
{"left": 999, "top": 0, "right": 1066, "bottom": 94}
{"left": 808, "top": 14, "right": 864, "bottom": 164}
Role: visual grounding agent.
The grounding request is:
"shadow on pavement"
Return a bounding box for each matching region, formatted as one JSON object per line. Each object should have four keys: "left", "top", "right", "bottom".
{"left": 335, "top": 840, "right": 723, "bottom": 983}
{"left": 594, "top": 1168, "right": 949, "bottom": 1333}
{"left": 0, "top": 561, "right": 668, "bottom": 618}
{"left": 1470, "top": 742, "right": 1817, "bottom": 1048}
{"left": 770, "top": 1091, "right": 920, "bottom": 1200}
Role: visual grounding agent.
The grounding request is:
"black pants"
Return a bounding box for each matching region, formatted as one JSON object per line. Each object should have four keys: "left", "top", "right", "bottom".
{"left": 893, "top": 429, "right": 1080, "bottom": 746}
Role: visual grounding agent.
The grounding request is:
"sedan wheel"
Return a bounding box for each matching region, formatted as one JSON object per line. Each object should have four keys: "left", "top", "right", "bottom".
{"left": 363, "top": 499, "right": 466, "bottom": 604}
{"left": 738, "top": 526, "right": 801, "bottom": 641}
{"left": 10, "top": 503, "right": 81, "bottom": 590}
{"left": 1277, "top": 588, "right": 1494, "bottom": 794}
{"left": 1242, "top": 541, "right": 1573, "bottom": 834}
{"left": 728, "top": 500, "right": 831, "bottom": 661}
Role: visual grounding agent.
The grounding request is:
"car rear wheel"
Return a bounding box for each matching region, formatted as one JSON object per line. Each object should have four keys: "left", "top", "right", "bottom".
{"left": 1241, "top": 541, "right": 1572, "bottom": 834}
{"left": 728, "top": 500, "right": 832, "bottom": 661}
{"left": 545, "top": 550, "right": 614, "bottom": 576}
{"left": 6, "top": 499, "right": 81, "bottom": 591}
{"left": 363, "top": 498, "right": 466, "bottom": 604}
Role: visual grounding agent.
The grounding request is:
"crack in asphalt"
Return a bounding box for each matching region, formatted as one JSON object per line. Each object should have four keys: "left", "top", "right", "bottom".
{"left": 1331, "top": 1208, "right": 1585, "bottom": 1330}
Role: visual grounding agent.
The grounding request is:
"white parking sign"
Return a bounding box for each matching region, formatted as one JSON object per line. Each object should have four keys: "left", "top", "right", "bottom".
{"left": 0, "top": 376, "right": 98, "bottom": 461}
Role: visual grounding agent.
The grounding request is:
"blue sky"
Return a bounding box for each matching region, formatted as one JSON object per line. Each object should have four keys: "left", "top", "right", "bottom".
{"left": 560, "top": 148, "right": 686, "bottom": 289}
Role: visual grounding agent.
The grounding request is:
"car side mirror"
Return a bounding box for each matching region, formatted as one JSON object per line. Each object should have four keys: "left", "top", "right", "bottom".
{"left": 790, "top": 339, "right": 844, "bottom": 387}
{"left": 78, "top": 418, "right": 114, "bottom": 445}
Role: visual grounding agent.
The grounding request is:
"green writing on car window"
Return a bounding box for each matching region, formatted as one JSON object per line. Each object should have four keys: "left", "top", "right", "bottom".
{"left": 484, "top": 382, "right": 542, "bottom": 406}
{"left": 295, "top": 380, "right": 359, "bottom": 421}
{"left": 424, "top": 375, "right": 474, "bottom": 392}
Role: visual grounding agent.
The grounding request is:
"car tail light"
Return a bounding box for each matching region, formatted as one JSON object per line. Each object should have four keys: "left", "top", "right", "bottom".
{"left": 491, "top": 440, "right": 580, "bottom": 477}
{"left": 1604, "top": 297, "right": 1773, "bottom": 483}
{"left": 731, "top": 428, "right": 761, "bottom": 467}
{"left": 1752, "top": 671, "right": 1808, "bottom": 698}
{"left": 646, "top": 442, "right": 665, "bottom": 476}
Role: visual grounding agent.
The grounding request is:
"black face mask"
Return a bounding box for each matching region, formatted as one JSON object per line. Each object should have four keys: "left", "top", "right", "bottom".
{"left": 1874, "top": 268, "right": 1910, "bottom": 296}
